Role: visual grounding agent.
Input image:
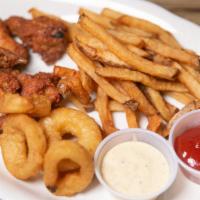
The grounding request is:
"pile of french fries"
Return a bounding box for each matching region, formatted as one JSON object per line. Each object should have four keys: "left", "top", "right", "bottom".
{"left": 29, "top": 8, "right": 200, "bottom": 137}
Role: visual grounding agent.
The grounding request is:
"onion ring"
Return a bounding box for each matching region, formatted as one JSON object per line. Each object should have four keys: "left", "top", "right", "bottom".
{"left": 1, "top": 114, "right": 46, "bottom": 180}
{"left": 40, "top": 107, "right": 102, "bottom": 155}
{"left": 44, "top": 141, "right": 94, "bottom": 196}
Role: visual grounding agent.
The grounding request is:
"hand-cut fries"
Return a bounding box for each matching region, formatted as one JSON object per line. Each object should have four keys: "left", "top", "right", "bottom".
{"left": 109, "top": 100, "right": 124, "bottom": 112}
{"left": 147, "top": 114, "right": 163, "bottom": 133}
{"left": 165, "top": 91, "right": 195, "bottom": 105}
{"left": 144, "top": 87, "right": 172, "bottom": 121}
{"left": 124, "top": 106, "right": 138, "bottom": 128}
{"left": 95, "top": 87, "right": 117, "bottom": 136}
{"left": 107, "top": 29, "right": 144, "bottom": 47}
{"left": 79, "top": 16, "right": 178, "bottom": 80}
{"left": 143, "top": 38, "right": 199, "bottom": 67}
{"left": 67, "top": 44, "right": 132, "bottom": 104}
{"left": 118, "top": 81, "right": 156, "bottom": 115}
{"left": 173, "top": 63, "right": 200, "bottom": 99}
{"left": 79, "top": 8, "right": 113, "bottom": 29}
{"left": 96, "top": 66, "right": 187, "bottom": 92}
{"left": 101, "top": 8, "right": 181, "bottom": 48}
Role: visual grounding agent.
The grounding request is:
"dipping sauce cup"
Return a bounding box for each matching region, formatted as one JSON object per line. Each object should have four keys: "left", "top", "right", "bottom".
{"left": 169, "top": 109, "right": 200, "bottom": 184}
{"left": 95, "top": 128, "right": 178, "bottom": 200}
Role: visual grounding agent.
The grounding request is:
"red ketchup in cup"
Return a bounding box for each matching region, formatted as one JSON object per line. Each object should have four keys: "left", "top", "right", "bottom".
{"left": 174, "top": 125, "right": 200, "bottom": 171}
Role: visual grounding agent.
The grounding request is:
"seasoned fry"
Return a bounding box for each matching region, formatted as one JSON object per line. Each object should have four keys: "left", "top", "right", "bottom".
{"left": 144, "top": 87, "right": 172, "bottom": 121}
{"left": 147, "top": 114, "right": 163, "bottom": 133}
{"left": 67, "top": 44, "right": 131, "bottom": 104}
{"left": 117, "top": 15, "right": 181, "bottom": 48}
{"left": 96, "top": 66, "right": 187, "bottom": 92}
{"left": 107, "top": 29, "right": 144, "bottom": 47}
{"left": 109, "top": 100, "right": 124, "bottom": 112}
{"left": 79, "top": 8, "right": 113, "bottom": 29}
{"left": 79, "top": 16, "right": 178, "bottom": 80}
{"left": 124, "top": 106, "right": 138, "bottom": 128}
{"left": 119, "top": 81, "right": 156, "bottom": 115}
{"left": 79, "top": 68, "right": 96, "bottom": 93}
{"left": 95, "top": 87, "right": 117, "bottom": 136}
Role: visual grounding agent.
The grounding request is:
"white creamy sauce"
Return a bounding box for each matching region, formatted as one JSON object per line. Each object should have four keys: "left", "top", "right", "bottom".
{"left": 101, "top": 141, "right": 169, "bottom": 197}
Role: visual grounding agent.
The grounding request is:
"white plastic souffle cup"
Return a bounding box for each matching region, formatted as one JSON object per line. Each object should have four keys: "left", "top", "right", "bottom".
{"left": 94, "top": 128, "right": 178, "bottom": 200}
{"left": 169, "top": 109, "right": 200, "bottom": 184}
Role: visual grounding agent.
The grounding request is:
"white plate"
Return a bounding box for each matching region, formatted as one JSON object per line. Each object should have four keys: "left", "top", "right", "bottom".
{"left": 0, "top": 0, "right": 200, "bottom": 199}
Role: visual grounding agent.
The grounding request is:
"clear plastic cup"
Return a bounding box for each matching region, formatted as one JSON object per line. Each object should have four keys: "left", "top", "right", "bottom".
{"left": 94, "top": 128, "right": 178, "bottom": 200}
{"left": 169, "top": 109, "right": 200, "bottom": 184}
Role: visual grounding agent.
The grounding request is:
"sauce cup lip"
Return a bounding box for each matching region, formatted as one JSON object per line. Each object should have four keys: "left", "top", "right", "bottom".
{"left": 169, "top": 109, "right": 200, "bottom": 175}
{"left": 94, "top": 128, "right": 178, "bottom": 200}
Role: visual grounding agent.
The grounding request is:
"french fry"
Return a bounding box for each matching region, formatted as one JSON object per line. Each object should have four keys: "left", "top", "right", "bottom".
{"left": 109, "top": 100, "right": 124, "bottom": 112}
{"left": 117, "top": 15, "right": 181, "bottom": 48}
{"left": 144, "top": 87, "right": 172, "bottom": 121}
{"left": 147, "top": 114, "right": 163, "bottom": 133}
{"left": 79, "top": 68, "right": 96, "bottom": 93}
{"left": 101, "top": 8, "right": 181, "bottom": 48}
{"left": 67, "top": 44, "right": 132, "bottom": 104}
{"left": 164, "top": 91, "right": 195, "bottom": 104}
{"left": 108, "top": 28, "right": 199, "bottom": 66}
{"left": 143, "top": 38, "right": 199, "bottom": 67}
{"left": 119, "top": 81, "right": 157, "bottom": 115}
{"left": 76, "top": 32, "right": 149, "bottom": 66}
{"left": 166, "top": 102, "right": 178, "bottom": 116}
{"left": 173, "top": 63, "right": 200, "bottom": 99}
{"left": 152, "top": 54, "right": 172, "bottom": 66}
{"left": 115, "top": 25, "right": 154, "bottom": 38}
{"left": 127, "top": 44, "right": 150, "bottom": 58}
{"left": 124, "top": 106, "right": 138, "bottom": 128}
{"left": 108, "top": 29, "right": 144, "bottom": 47}
{"left": 96, "top": 66, "right": 187, "bottom": 92}
{"left": 79, "top": 16, "right": 178, "bottom": 80}
{"left": 101, "top": 8, "right": 122, "bottom": 19}
{"left": 79, "top": 8, "right": 113, "bottom": 29}
{"left": 76, "top": 39, "right": 129, "bottom": 68}
{"left": 95, "top": 87, "right": 117, "bottom": 136}
{"left": 183, "top": 64, "right": 200, "bottom": 80}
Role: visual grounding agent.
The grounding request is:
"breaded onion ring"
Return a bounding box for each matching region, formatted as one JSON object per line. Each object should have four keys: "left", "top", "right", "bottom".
{"left": 0, "top": 114, "right": 46, "bottom": 180}
{"left": 40, "top": 108, "right": 102, "bottom": 155}
{"left": 0, "top": 93, "right": 33, "bottom": 113}
{"left": 44, "top": 141, "right": 94, "bottom": 196}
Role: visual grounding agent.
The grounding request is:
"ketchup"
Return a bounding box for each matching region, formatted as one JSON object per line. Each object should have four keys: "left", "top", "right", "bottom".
{"left": 174, "top": 125, "right": 200, "bottom": 170}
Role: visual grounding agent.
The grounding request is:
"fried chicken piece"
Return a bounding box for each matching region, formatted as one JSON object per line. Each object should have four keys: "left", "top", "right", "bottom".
{"left": 0, "top": 70, "right": 20, "bottom": 93}
{"left": 0, "top": 47, "right": 27, "bottom": 68}
{"left": 6, "top": 16, "right": 68, "bottom": 64}
{"left": 17, "top": 72, "right": 61, "bottom": 104}
{"left": 0, "top": 20, "right": 28, "bottom": 68}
